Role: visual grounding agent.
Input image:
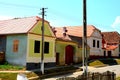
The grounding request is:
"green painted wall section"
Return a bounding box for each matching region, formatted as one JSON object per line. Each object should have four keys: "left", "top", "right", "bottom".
{"left": 56, "top": 41, "right": 77, "bottom": 65}
{"left": 28, "top": 38, "right": 54, "bottom": 58}
{"left": 30, "top": 21, "right": 53, "bottom": 37}
{"left": 56, "top": 41, "right": 90, "bottom": 65}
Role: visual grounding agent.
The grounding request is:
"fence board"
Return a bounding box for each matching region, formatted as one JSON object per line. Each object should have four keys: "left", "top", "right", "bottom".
{"left": 57, "top": 71, "right": 116, "bottom": 80}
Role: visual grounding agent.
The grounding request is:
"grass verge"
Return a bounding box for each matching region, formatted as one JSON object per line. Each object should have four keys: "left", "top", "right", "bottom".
{"left": 0, "top": 73, "right": 17, "bottom": 80}
{"left": 88, "top": 58, "right": 120, "bottom": 67}
{"left": 0, "top": 62, "right": 25, "bottom": 71}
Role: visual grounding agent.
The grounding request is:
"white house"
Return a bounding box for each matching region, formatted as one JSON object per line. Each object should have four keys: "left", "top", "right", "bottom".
{"left": 102, "top": 31, "right": 120, "bottom": 58}
{"left": 55, "top": 25, "right": 102, "bottom": 59}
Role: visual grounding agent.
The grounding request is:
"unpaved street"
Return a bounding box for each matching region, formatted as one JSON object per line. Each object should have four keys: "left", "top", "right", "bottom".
{"left": 44, "top": 65, "right": 120, "bottom": 80}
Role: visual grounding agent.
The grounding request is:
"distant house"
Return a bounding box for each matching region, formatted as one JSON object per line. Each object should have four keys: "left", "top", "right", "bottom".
{"left": 102, "top": 31, "right": 120, "bottom": 58}
{"left": 54, "top": 27, "right": 90, "bottom": 65}
{"left": 54, "top": 25, "right": 102, "bottom": 63}
{"left": 0, "top": 16, "right": 56, "bottom": 69}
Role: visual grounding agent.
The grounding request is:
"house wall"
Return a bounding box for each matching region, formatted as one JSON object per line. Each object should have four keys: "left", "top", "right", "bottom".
{"left": 6, "top": 34, "right": 27, "bottom": 66}
{"left": 27, "top": 34, "right": 55, "bottom": 62}
{"left": 26, "top": 20, "right": 56, "bottom": 69}
{"left": 87, "top": 30, "right": 102, "bottom": 57}
{"left": 103, "top": 47, "right": 119, "bottom": 57}
{"left": 112, "top": 48, "right": 119, "bottom": 57}
{"left": 26, "top": 34, "right": 55, "bottom": 69}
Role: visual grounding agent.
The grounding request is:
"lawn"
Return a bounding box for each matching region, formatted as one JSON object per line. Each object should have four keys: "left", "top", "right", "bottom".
{"left": 0, "top": 63, "right": 27, "bottom": 80}
{"left": 0, "top": 63, "right": 25, "bottom": 71}
{"left": 0, "top": 73, "right": 17, "bottom": 80}
{"left": 0, "top": 72, "right": 38, "bottom": 80}
{"left": 88, "top": 58, "right": 120, "bottom": 67}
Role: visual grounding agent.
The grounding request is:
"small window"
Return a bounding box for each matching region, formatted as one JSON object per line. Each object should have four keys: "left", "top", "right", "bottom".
{"left": 13, "top": 40, "right": 19, "bottom": 52}
{"left": 44, "top": 42, "right": 49, "bottom": 53}
{"left": 97, "top": 40, "right": 99, "bottom": 48}
{"left": 93, "top": 40, "right": 95, "bottom": 47}
{"left": 34, "top": 40, "right": 40, "bottom": 53}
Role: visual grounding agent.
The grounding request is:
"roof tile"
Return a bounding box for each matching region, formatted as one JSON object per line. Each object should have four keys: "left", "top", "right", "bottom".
{"left": 55, "top": 25, "right": 100, "bottom": 38}
{"left": 102, "top": 31, "right": 120, "bottom": 44}
{"left": 0, "top": 16, "right": 44, "bottom": 34}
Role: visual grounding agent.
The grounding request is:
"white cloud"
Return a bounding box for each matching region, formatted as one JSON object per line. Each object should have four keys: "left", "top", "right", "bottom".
{"left": 0, "top": 16, "right": 14, "bottom": 20}
{"left": 111, "top": 16, "right": 120, "bottom": 28}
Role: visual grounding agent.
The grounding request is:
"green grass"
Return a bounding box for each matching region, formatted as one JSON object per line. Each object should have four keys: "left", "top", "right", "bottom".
{"left": 0, "top": 62, "right": 25, "bottom": 70}
{"left": 88, "top": 58, "right": 120, "bottom": 67}
{"left": 0, "top": 63, "right": 28, "bottom": 80}
{"left": 0, "top": 72, "right": 39, "bottom": 80}
{"left": 88, "top": 60, "right": 105, "bottom": 66}
{"left": 0, "top": 73, "right": 17, "bottom": 80}
{"left": 116, "top": 77, "right": 120, "bottom": 80}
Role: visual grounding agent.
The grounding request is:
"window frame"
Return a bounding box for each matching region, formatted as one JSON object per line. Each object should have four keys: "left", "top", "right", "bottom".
{"left": 34, "top": 40, "right": 40, "bottom": 53}
{"left": 93, "top": 39, "right": 96, "bottom": 47}
{"left": 97, "top": 40, "right": 100, "bottom": 48}
{"left": 13, "top": 40, "right": 19, "bottom": 53}
{"left": 44, "top": 42, "right": 49, "bottom": 53}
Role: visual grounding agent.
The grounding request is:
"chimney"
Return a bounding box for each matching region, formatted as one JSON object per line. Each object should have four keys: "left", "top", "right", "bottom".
{"left": 63, "top": 27, "right": 67, "bottom": 37}
{"left": 52, "top": 27, "right": 57, "bottom": 36}
{"left": 36, "top": 16, "right": 41, "bottom": 21}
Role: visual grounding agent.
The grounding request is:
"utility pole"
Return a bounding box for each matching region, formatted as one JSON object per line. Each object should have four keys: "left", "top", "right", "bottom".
{"left": 41, "top": 7, "right": 47, "bottom": 74}
{"left": 83, "top": 0, "right": 88, "bottom": 79}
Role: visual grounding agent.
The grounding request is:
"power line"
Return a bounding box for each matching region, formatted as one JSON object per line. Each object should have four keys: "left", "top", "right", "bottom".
{"left": 0, "top": 1, "right": 39, "bottom": 9}
{"left": 0, "top": 1, "right": 83, "bottom": 26}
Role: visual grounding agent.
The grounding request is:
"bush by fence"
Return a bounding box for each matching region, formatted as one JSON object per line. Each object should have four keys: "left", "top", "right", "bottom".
{"left": 57, "top": 71, "right": 116, "bottom": 80}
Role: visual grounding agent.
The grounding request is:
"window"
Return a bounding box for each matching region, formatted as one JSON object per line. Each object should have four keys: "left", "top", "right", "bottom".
{"left": 97, "top": 40, "right": 99, "bottom": 48}
{"left": 44, "top": 42, "right": 49, "bottom": 53}
{"left": 108, "top": 51, "right": 112, "bottom": 57}
{"left": 13, "top": 40, "right": 19, "bottom": 52}
{"left": 34, "top": 40, "right": 40, "bottom": 53}
{"left": 93, "top": 40, "right": 95, "bottom": 47}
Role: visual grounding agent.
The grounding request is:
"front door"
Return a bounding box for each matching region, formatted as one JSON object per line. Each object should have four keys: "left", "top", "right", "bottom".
{"left": 56, "top": 53, "right": 59, "bottom": 65}
{"left": 108, "top": 51, "right": 112, "bottom": 57}
{"left": 104, "top": 51, "right": 106, "bottom": 58}
{"left": 65, "top": 45, "right": 74, "bottom": 65}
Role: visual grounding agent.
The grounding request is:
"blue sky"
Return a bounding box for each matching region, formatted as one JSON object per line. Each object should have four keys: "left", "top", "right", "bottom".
{"left": 0, "top": 0, "right": 120, "bottom": 32}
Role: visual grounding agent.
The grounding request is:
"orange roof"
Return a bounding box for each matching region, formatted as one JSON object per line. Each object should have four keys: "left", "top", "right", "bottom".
{"left": 102, "top": 31, "right": 120, "bottom": 44}
{"left": 106, "top": 45, "right": 118, "bottom": 50}
{"left": 0, "top": 16, "right": 48, "bottom": 35}
{"left": 55, "top": 25, "right": 100, "bottom": 38}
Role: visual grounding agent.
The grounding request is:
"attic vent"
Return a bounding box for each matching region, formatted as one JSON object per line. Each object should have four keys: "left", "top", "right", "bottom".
{"left": 63, "top": 27, "right": 67, "bottom": 37}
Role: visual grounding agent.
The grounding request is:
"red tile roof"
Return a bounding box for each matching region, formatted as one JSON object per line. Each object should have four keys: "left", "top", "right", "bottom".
{"left": 55, "top": 25, "right": 100, "bottom": 38}
{"left": 106, "top": 45, "right": 118, "bottom": 50}
{"left": 0, "top": 16, "right": 48, "bottom": 35}
{"left": 102, "top": 31, "right": 120, "bottom": 44}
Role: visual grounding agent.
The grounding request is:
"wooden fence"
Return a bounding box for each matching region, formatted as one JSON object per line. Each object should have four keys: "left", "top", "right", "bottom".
{"left": 57, "top": 71, "right": 116, "bottom": 80}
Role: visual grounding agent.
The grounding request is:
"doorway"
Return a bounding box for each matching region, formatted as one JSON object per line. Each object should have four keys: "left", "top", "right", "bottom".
{"left": 65, "top": 45, "right": 74, "bottom": 65}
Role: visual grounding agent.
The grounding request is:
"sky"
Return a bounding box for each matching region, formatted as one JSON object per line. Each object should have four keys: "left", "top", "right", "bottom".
{"left": 0, "top": 0, "right": 120, "bottom": 33}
